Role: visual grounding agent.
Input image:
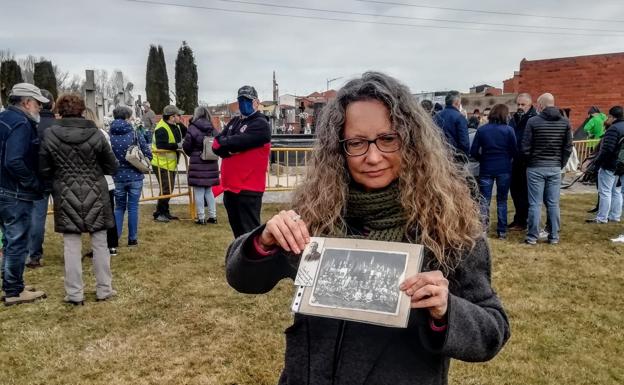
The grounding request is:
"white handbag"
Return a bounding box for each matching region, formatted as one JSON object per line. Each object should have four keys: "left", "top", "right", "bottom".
{"left": 125, "top": 131, "right": 151, "bottom": 173}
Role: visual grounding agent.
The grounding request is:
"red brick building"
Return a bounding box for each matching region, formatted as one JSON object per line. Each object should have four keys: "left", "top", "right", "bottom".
{"left": 503, "top": 52, "right": 624, "bottom": 129}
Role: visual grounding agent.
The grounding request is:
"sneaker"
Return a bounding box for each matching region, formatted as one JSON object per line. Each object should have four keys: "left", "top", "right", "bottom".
{"left": 195, "top": 219, "right": 207, "bottom": 225}
{"left": 165, "top": 213, "right": 179, "bottom": 220}
{"left": 524, "top": 239, "right": 537, "bottom": 245}
{"left": 4, "top": 289, "right": 47, "bottom": 306}
{"left": 1, "top": 285, "right": 37, "bottom": 301}
{"left": 155, "top": 215, "right": 170, "bottom": 223}
{"left": 585, "top": 218, "right": 607, "bottom": 224}
{"left": 587, "top": 206, "right": 599, "bottom": 213}
{"left": 610, "top": 234, "right": 624, "bottom": 243}
{"left": 609, "top": 218, "right": 621, "bottom": 223}
{"left": 207, "top": 217, "right": 218, "bottom": 224}
{"left": 109, "top": 248, "right": 118, "bottom": 256}
{"left": 63, "top": 296, "right": 84, "bottom": 306}
{"left": 538, "top": 230, "right": 549, "bottom": 240}
{"left": 497, "top": 232, "right": 507, "bottom": 240}
{"left": 548, "top": 239, "right": 560, "bottom": 245}
{"left": 96, "top": 289, "right": 117, "bottom": 302}
{"left": 128, "top": 239, "right": 138, "bottom": 247}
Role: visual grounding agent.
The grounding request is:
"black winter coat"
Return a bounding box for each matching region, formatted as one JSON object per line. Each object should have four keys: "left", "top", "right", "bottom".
{"left": 182, "top": 118, "right": 220, "bottom": 187}
{"left": 595, "top": 120, "right": 624, "bottom": 171}
{"left": 226, "top": 226, "right": 510, "bottom": 385}
{"left": 39, "top": 118, "right": 119, "bottom": 234}
{"left": 521, "top": 107, "right": 573, "bottom": 168}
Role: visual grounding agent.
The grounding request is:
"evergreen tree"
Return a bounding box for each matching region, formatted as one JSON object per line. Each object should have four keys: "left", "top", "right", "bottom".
{"left": 0, "top": 60, "right": 24, "bottom": 108}
{"left": 175, "top": 41, "right": 198, "bottom": 114}
{"left": 33, "top": 60, "right": 58, "bottom": 101}
{"left": 145, "top": 44, "right": 170, "bottom": 114}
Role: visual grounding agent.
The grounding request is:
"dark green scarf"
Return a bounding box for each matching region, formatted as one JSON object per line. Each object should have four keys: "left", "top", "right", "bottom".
{"left": 341, "top": 182, "right": 408, "bottom": 242}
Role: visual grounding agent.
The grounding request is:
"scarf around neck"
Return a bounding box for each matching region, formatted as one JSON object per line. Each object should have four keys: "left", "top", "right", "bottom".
{"left": 342, "top": 181, "right": 408, "bottom": 242}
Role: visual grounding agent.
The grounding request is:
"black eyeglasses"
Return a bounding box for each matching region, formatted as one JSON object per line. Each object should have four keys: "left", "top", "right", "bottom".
{"left": 339, "top": 133, "right": 401, "bottom": 157}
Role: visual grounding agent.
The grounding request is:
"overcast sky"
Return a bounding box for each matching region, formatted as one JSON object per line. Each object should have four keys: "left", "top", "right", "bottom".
{"left": 2, "top": 0, "right": 624, "bottom": 105}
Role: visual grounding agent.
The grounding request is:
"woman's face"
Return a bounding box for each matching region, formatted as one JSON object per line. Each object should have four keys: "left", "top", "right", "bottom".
{"left": 343, "top": 100, "right": 401, "bottom": 191}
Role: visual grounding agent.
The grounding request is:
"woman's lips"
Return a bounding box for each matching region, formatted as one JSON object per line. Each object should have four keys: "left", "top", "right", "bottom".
{"left": 364, "top": 169, "right": 387, "bottom": 177}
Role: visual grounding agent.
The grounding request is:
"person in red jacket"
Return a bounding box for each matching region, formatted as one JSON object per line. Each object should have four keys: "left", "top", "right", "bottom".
{"left": 212, "top": 85, "right": 271, "bottom": 237}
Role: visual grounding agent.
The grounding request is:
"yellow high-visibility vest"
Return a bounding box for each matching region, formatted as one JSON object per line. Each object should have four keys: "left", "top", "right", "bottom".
{"left": 151, "top": 119, "right": 179, "bottom": 171}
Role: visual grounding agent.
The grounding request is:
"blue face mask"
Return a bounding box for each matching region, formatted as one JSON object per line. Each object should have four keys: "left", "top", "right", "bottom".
{"left": 238, "top": 97, "right": 255, "bottom": 116}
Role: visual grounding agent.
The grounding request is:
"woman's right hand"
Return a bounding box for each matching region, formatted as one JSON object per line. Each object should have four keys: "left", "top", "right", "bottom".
{"left": 259, "top": 210, "right": 310, "bottom": 254}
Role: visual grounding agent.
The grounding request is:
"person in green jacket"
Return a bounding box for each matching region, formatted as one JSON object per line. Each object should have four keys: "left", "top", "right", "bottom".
{"left": 584, "top": 106, "right": 606, "bottom": 149}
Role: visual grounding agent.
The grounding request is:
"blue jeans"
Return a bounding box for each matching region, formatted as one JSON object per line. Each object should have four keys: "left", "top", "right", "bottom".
{"left": 596, "top": 168, "right": 623, "bottom": 223}
{"left": 478, "top": 173, "right": 511, "bottom": 234}
{"left": 527, "top": 167, "right": 561, "bottom": 242}
{"left": 0, "top": 196, "right": 33, "bottom": 297}
{"left": 114, "top": 180, "right": 143, "bottom": 242}
{"left": 27, "top": 193, "right": 49, "bottom": 263}
{"left": 194, "top": 186, "right": 216, "bottom": 220}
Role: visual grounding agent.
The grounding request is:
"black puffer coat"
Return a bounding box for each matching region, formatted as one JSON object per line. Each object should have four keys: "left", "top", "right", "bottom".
{"left": 39, "top": 118, "right": 119, "bottom": 234}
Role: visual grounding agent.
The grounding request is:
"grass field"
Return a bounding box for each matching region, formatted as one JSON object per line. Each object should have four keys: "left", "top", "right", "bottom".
{"left": 1, "top": 194, "right": 623, "bottom": 385}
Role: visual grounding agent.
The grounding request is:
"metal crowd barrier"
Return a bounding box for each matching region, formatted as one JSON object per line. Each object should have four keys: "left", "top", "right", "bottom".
{"left": 573, "top": 139, "right": 599, "bottom": 166}
{"left": 142, "top": 149, "right": 196, "bottom": 219}
{"left": 266, "top": 147, "right": 313, "bottom": 191}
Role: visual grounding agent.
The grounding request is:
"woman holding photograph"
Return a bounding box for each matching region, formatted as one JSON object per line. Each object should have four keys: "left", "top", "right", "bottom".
{"left": 225, "top": 72, "right": 509, "bottom": 384}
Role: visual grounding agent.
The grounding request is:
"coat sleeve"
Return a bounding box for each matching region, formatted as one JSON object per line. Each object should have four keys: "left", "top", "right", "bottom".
{"left": 225, "top": 225, "right": 297, "bottom": 294}
{"left": 469, "top": 130, "right": 481, "bottom": 160}
{"left": 561, "top": 123, "right": 574, "bottom": 167}
{"left": 456, "top": 116, "right": 470, "bottom": 155}
{"left": 182, "top": 129, "right": 193, "bottom": 156}
{"left": 216, "top": 118, "right": 271, "bottom": 154}
{"left": 508, "top": 127, "right": 517, "bottom": 159}
{"left": 420, "top": 238, "right": 510, "bottom": 362}
{"left": 583, "top": 118, "right": 595, "bottom": 136}
{"left": 521, "top": 119, "right": 534, "bottom": 158}
{"left": 38, "top": 136, "right": 54, "bottom": 180}
{"left": 139, "top": 131, "right": 152, "bottom": 160}
{"left": 4, "top": 121, "right": 40, "bottom": 191}
{"left": 594, "top": 128, "right": 618, "bottom": 169}
{"left": 96, "top": 133, "right": 119, "bottom": 175}
{"left": 154, "top": 126, "right": 178, "bottom": 151}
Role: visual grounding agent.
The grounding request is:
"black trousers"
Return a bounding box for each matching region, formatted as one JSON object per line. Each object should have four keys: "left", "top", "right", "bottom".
{"left": 153, "top": 166, "right": 176, "bottom": 217}
{"left": 107, "top": 189, "right": 118, "bottom": 248}
{"left": 223, "top": 191, "right": 263, "bottom": 238}
{"left": 509, "top": 162, "right": 529, "bottom": 227}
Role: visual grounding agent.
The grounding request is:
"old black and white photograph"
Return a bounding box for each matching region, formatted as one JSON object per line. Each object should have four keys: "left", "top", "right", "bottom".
{"left": 309, "top": 248, "right": 407, "bottom": 315}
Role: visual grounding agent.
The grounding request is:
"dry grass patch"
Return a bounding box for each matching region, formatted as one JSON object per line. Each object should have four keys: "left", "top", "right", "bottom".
{"left": 0, "top": 195, "right": 622, "bottom": 384}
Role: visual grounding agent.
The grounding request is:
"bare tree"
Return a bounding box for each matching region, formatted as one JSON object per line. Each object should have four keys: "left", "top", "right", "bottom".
{"left": 18, "top": 55, "right": 46, "bottom": 83}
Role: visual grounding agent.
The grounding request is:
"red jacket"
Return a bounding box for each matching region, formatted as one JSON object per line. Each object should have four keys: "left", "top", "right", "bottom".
{"left": 212, "top": 112, "right": 271, "bottom": 193}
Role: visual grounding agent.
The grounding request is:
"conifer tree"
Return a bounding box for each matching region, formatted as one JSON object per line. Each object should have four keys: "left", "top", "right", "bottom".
{"left": 175, "top": 41, "right": 198, "bottom": 114}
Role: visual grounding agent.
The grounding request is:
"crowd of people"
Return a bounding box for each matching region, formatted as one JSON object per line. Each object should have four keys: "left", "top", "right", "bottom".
{"left": 0, "top": 82, "right": 271, "bottom": 306}
{"left": 426, "top": 90, "right": 624, "bottom": 244}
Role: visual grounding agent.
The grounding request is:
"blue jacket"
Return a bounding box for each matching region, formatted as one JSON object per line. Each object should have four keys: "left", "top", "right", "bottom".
{"left": 0, "top": 106, "right": 42, "bottom": 201}
{"left": 109, "top": 119, "right": 152, "bottom": 183}
{"left": 433, "top": 105, "right": 470, "bottom": 156}
{"left": 470, "top": 123, "right": 517, "bottom": 176}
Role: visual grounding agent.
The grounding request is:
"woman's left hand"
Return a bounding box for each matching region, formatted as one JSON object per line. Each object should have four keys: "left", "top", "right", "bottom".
{"left": 400, "top": 271, "right": 449, "bottom": 320}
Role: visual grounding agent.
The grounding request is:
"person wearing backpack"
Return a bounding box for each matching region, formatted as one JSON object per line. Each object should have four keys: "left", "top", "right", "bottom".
{"left": 183, "top": 106, "right": 220, "bottom": 225}
{"left": 109, "top": 106, "right": 152, "bottom": 247}
{"left": 586, "top": 106, "right": 624, "bottom": 224}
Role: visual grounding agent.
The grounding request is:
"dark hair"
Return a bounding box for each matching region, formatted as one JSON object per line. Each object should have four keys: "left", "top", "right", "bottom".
{"left": 488, "top": 104, "right": 510, "bottom": 124}
{"left": 433, "top": 102, "right": 443, "bottom": 112}
{"left": 445, "top": 90, "right": 460, "bottom": 106}
{"left": 40, "top": 89, "right": 54, "bottom": 110}
{"left": 7, "top": 95, "right": 24, "bottom": 106}
{"left": 55, "top": 94, "right": 86, "bottom": 117}
{"left": 163, "top": 114, "right": 174, "bottom": 122}
{"left": 420, "top": 99, "right": 433, "bottom": 112}
{"left": 113, "top": 106, "right": 133, "bottom": 120}
{"left": 473, "top": 109, "right": 480, "bottom": 114}
{"left": 609, "top": 106, "right": 624, "bottom": 120}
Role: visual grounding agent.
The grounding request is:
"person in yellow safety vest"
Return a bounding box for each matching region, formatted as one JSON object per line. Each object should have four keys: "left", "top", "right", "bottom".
{"left": 151, "top": 105, "right": 185, "bottom": 223}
